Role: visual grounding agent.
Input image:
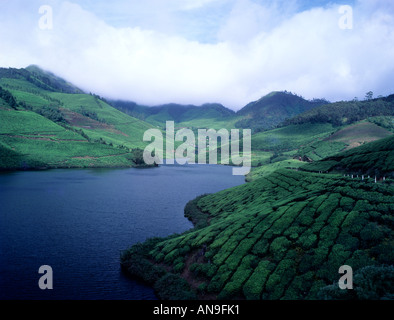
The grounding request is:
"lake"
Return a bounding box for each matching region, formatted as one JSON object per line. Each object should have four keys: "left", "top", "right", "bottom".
{"left": 0, "top": 163, "right": 245, "bottom": 300}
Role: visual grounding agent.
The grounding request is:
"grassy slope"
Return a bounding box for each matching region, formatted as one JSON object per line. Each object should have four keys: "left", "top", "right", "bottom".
{"left": 0, "top": 108, "right": 140, "bottom": 169}
{"left": 47, "top": 92, "right": 154, "bottom": 149}
{"left": 247, "top": 120, "right": 393, "bottom": 181}
{"left": 251, "top": 123, "right": 336, "bottom": 152}
{"left": 0, "top": 73, "right": 155, "bottom": 150}
{"left": 324, "top": 121, "right": 392, "bottom": 148}
{"left": 142, "top": 108, "right": 242, "bottom": 131}
{"left": 121, "top": 165, "right": 393, "bottom": 300}
{"left": 303, "top": 135, "right": 394, "bottom": 177}
{"left": 243, "top": 123, "right": 336, "bottom": 180}
{"left": 285, "top": 95, "right": 394, "bottom": 127}
{"left": 0, "top": 69, "right": 158, "bottom": 170}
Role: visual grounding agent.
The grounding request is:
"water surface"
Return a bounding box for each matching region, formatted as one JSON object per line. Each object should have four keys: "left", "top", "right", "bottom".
{"left": 0, "top": 164, "right": 244, "bottom": 300}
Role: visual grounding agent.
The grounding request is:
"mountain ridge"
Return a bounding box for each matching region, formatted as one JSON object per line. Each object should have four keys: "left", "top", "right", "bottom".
{"left": 109, "top": 91, "right": 332, "bottom": 131}
{"left": 1, "top": 64, "right": 393, "bottom": 301}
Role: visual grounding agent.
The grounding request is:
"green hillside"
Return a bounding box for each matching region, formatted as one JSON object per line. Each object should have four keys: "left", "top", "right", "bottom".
{"left": 246, "top": 119, "right": 393, "bottom": 181}
{"left": 0, "top": 108, "right": 147, "bottom": 170}
{"left": 1, "top": 65, "right": 393, "bottom": 301}
{"left": 251, "top": 123, "right": 336, "bottom": 152}
{"left": 0, "top": 66, "right": 157, "bottom": 170}
{"left": 110, "top": 101, "right": 240, "bottom": 130}
{"left": 285, "top": 95, "right": 394, "bottom": 127}
{"left": 235, "top": 91, "right": 329, "bottom": 132}
{"left": 0, "top": 65, "right": 84, "bottom": 94}
{"left": 303, "top": 135, "right": 394, "bottom": 177}
{"left": 110, "top": 91, "right": 329, "bottom": 132}
{"left": 121, "top": 138, "right": 394, "bottom": 300}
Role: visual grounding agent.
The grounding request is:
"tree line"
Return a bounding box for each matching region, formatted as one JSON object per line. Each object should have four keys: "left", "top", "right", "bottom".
{"left": 284, "top": 94, "right": 394, "bottom": 127}
{"left": 0, "top": 86, "right": 17, "bottom": 109}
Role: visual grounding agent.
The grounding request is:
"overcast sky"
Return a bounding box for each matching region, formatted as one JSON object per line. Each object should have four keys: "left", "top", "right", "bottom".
{"left": 0, "top": 0, "right": 393, "bottom": 110}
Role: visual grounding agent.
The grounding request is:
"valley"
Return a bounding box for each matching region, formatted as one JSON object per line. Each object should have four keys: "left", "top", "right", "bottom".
{"left": 0, "top": 65, "right": 393, "bottom": 300}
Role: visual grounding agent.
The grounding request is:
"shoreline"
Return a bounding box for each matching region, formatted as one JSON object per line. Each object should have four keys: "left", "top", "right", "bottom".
{"left": 0, "top": 162, "right": 156, "bottom": 172}
{"left": 120, "top": 195, "right": 214, "bottom": 300}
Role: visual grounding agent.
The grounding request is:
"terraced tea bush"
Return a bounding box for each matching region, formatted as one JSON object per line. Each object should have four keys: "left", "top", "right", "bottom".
{"left": 122, "top": 131, "right": 394, "bottom": 300}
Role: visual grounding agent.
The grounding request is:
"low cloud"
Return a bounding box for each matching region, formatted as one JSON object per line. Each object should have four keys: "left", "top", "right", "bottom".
{"left": 0, "top": 0, "right": 393, "bottom": 110}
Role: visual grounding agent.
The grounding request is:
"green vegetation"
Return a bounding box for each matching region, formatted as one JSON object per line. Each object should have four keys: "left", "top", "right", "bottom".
{"left": 285, "top": 95, "right": 394, "bottom": 127}
{"left": 0, "top": 85, "right": 17, "bottom": 109}
{"left": 0, "top": 65, "right": 84, "bottom": 94}
{"left": 110, "top": 101, "right": 241, "bottom": 130}
{"left": 236, "top": 91, "right": 329, "bottom": 132}
{"left": 110, "top": 91, "right": 329, "bottom": 133}
{"left": 246, "top": 120, "right": 392, "bottom": 181}
{"left": 122, "top": 164, "right": 394, "bottom": 300}
{"left": 251, "top": 123, "right": 335, "bottom": 152}
{"left": 1, "top": 65, "right": 393, "bottom": 301}
{"left": 0, "top": 66, "right": 156, "bottom": 170}
{"left": 368, "top": 116, "right": 394, "bottom": 133}
{"left": 0, "top": 108, "right": 147, "bottom": 170}
{"left": 323, "top": 121, "right": 392, "bottom": 146}
{"left": 303, "top": 135, "right": 394, "bottom": 177}
{"left": 318, "top": 265, "right": 394, "bottom": 300}
{"left": 245, "top": 159, "right": 305, "bottom": 182}
{"left": 122, "top": 129, "right": 394, "bottom": 300}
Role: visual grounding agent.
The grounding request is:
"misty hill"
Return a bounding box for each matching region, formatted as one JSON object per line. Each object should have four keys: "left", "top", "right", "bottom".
{"left": 243, "top": 93, "right": 393, "bottom": 181}
{"left": 110, "top": 91, "right": 329, "bottom": 132}
{"left": 2, "top": 64, "right": 393, "bottom": 300}
{"left": 0, "top": 66, "right": 156, "bottom": 170}
{"left": 110, "top": 100, "right": 239, "bottom": 130}
{"left": 284, "top": 94, "right": 394, "bottom": 127}
{"left": 235, "top": 91, "right": 330, "bottom": 132}
{"left": 0, "top": 65, "right": 84, "bottom": 94}
{"left": 2, "top": 64, "right": 393, "bottom": 172}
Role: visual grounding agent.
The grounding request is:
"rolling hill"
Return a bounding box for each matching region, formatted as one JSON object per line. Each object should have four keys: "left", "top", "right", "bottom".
{"left": 1, "top": 64, "right": 393, "bottom": 301}
{"left": 121, "top": 136, "right": 394, "bottom": 300}
{"left": 285, "top": 95, "right": 394, "bottom": 127}
{"left": 303, "top": 135, "right": 394, "bottom": 177}
{"left": 0, "top": 65, "right": 84, "bottom": 94}
{"left": 110, "top": 91, "right": 330, "bottom": 132}
{"left": 110, "top": 100, "right": 240, "bottom": 130}
{"left": 0, "top": 66, "right": 157, "bottom": 170}
{"left": 235, "top": 91, "right": 330, "bottom": 132}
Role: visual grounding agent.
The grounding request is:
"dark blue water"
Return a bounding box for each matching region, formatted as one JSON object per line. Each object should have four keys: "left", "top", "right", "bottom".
{"left": 0, "top": 164, "right": 244, "bottom": 300}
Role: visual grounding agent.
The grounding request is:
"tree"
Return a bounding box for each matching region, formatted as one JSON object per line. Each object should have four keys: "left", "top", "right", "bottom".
{"left": 0, "top": 85, "right": 17, "bottom": 109}
{"left": 365, "top": 91, "right": 373, "bottom": 101}
{"left": 132, "top": 148, "right": 146, "bottom": 166}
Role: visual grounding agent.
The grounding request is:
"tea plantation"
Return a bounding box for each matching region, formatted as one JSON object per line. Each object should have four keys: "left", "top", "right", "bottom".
{"left": 121, "top": 138, "right": 394, "bottom": 300}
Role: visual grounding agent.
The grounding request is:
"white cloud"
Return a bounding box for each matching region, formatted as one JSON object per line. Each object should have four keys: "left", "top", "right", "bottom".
{"left": 0, "top": 0, "right": 393, "bottom": 110}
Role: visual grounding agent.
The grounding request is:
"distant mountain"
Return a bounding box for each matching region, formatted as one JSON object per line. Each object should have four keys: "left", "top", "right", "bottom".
{"left": 235, "top": 91, "right": 330, "bottom": 132}
{"left": 285, "top": 94, "right": 394, "bottom": 127}
{"left": 0, "top": 65, "right": 84, "bottom": 94}
{"left": 109, "top": 100, "right": 238, "bottom": 129}
{"left": 110, "top": 91, "right": 329, "bottom": 131}
{"left": 110, "top": 90, "right": 394, "bottom": 136}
